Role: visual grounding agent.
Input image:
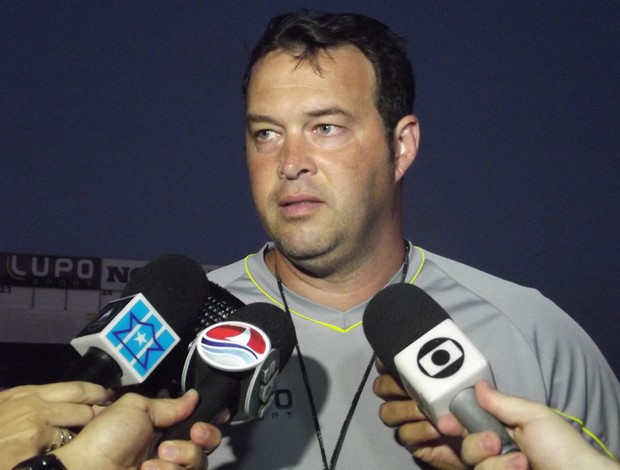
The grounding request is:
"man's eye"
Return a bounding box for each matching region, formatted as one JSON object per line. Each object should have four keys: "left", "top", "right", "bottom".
{"left": 316, "top": 124, "right": 339, "bottom": 135}
{"left": 255, "top": 129, "right": 276, "bottom": 140}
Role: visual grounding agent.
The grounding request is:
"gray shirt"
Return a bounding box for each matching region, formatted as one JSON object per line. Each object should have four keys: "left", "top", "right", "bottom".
{"left": 206, "top": 241, "right": 620, "bottom": 469}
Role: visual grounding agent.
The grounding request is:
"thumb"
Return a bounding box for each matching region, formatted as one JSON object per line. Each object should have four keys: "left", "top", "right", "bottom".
{"left": 147, "top": 389, "right": 200, "bottom": 429}
{"left": 474, "top": 381, "right": 544, "bottom": 428}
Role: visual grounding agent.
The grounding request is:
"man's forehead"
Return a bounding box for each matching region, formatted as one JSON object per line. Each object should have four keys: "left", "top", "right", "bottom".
{"left": 255, "top": 45, "right": 371, "bottom": 77}
{"left": 248, "top": 45, "right": 375, "bottom": 96}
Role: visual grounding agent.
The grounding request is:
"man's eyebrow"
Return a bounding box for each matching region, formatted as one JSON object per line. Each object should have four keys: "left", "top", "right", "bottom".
{"left": 307, "top": 107, "right": 353, "bottom": 119}
{"left": 246, "top": 107, "right": 354, "bottom": 124}
{"left": 246, "top": 114, "right": 278, "bottom": 125}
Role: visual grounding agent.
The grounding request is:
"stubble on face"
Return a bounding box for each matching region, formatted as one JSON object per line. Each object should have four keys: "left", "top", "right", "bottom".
{"left": 246, "top": 46, "right": 396, "bottom": 275}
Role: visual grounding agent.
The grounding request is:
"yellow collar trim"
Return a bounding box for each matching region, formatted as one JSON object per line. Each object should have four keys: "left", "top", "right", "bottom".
{"left": 243, "top": 246, "right": 426, "bottom": 334}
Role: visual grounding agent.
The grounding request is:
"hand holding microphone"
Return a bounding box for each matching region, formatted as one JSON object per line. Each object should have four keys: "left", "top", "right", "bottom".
{"left": 0, "top": 382, "right": 112, "bottom": 469}
{"left": 3, "top": 254, "right": 215, "bottom": 468}
{"left": 6, "top": 254, "right": 240, "bottom": 470}
{"left": 364, "top": 283, "right": 518, "bottom": 456}
{"left": 160, "top": 301, "right": 297, "bottom": 441}
{"left": 460, "top": 381, "right": 620, "bottom": 470}
{"left": 50, "top": 252, "right": 297, "bottom": 464}
{"left": 8, "top": 390, "right": 221, "bottom": 470}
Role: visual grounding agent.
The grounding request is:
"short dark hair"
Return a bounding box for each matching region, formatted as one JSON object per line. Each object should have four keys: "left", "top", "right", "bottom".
{"left": 242, "top": 10, "right": 415, "bottom": 139}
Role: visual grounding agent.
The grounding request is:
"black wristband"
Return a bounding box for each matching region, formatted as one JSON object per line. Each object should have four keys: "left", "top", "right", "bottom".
{"left": 12, "top": 454, "right": 67, "bottom": 470}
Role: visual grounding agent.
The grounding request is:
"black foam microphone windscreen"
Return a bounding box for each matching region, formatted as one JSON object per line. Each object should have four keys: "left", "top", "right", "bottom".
{"left": 364, "top": 283, "right": 518, "bottom": 454}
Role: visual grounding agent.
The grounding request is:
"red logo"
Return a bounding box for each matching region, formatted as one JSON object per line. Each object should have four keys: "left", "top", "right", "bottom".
{"left": 197, "top": 321, "right": 271, "bottom": 371}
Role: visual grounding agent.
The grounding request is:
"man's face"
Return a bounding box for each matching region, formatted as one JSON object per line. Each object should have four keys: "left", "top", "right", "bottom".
{"left": 245, "top": 45, "right": 400, "bottom": 268}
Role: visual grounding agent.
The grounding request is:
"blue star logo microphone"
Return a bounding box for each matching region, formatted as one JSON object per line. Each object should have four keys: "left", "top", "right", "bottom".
{"left": 62, "top": 253, "right": 209, "bottom": 388}
{"left": 71, "top": 293, "right": 180, "bottom": 385}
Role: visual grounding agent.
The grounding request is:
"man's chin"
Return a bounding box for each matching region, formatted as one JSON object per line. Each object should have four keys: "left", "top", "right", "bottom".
{"left": 275, "top": 236, "right": 336, "bottom": 262}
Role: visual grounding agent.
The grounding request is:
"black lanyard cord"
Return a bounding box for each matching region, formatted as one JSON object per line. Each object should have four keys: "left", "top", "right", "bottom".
{"left": 273, "top": 240, "right": 410, "bottom": 469}
{"left": 277, "top": 276, "right": 374, "bottom": 470}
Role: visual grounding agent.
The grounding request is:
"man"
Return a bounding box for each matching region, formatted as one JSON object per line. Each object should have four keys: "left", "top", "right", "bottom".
{"left": 206, "top": 10, "right": 620, "bottom": 469}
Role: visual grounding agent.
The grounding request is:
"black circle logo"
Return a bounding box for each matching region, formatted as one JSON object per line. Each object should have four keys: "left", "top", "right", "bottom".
{"left": 417, "top": 337, "right": 465, "bottom": 378}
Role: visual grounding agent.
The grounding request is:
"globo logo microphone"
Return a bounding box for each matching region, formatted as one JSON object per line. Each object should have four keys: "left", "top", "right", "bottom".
{"left": 197, "top": 321, "right": 271, "bottom": 372}
{"left": 393, "top": 319, "right": 492, "bottom": 424}
{"left": 417, "top": 337, "right": 465, "bottom": 378}
{"left": 363, "top": 283, "right": 494, "bottom": 425}
{"left": 364, "top": 283, "right": 519, "bottom": 454}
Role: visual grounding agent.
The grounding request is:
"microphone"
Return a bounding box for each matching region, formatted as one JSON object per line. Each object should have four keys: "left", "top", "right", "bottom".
{"left": 187, "top": 281, "right": 245, "bottom": 338}
{"left": 363, "top": 283, "right": 518, "bottom": 454}
{"left": 142, "top": 279, "right": 246, "bottom": 396}
{"left": 160, "top": 302, "right": 297, "bottom": 441}
{"left": 63, "top": 254, "right": 210, "bottom": 388}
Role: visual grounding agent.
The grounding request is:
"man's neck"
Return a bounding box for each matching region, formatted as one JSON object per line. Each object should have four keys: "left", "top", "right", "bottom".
{"left": 265, "top": 238, "right": 408, "bottom": 311}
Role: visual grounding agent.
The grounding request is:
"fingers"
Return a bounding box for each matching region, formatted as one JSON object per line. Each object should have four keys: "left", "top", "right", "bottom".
{"left": 39, "top": 382, "right": 113, "bottom": 405}
{"left": 97, "top": 388, "right": 199, "bottom": 430}
{"left": 150, "top": 420, "right": 222, "bottom": 470}
{"left": 379, "top": 399, "right": 425, "bottom": 427}
{"left": 376, "top": 385, "right": 470, "bottom": 469}
{"left": 142, "top": 459, "right": 204, "bottom": 470}
{"left": 462, "top": 433, "right": 530, "bottom": 470}
{"left": 189, "top": 422, "right": 222, "bottom": 455}
{"left": 474, "top": 381, "right": 546, "bottom": 428}
{"left": 0, "top": 382, "right": 112, "bottom": 428}
{"left": 147, "top": 421, "right": 221, "bottom": 470}
{"left": 375, "top": 371, "right": 448, "bottom": 454}
{"left": 0, "top": 382, "right": 111, "bottom": 463}
{"left": 5, "top": 382, "right": 112, "bottom": 405}
{"left": 144, "top": 395, "right": 221, "bottom": 470}
{"left": 411, "top": 439, "right": 469, "bottom": 470}
{"left": 378, "top": 399, "right": 443, "bottom": 452}
{"left": 435, "top": 413, "right": 466, "bottom": 437}
{"left": 472, "top": 452, "right": 530, "bottom": 470}
{"left": 372, "top": 363, "right": 482, "bottom": 470}
{"left": 461, "top": 431, "right": 502, "bottom": 465}
{"left": 145, "top": 440, "right": 207, "bottom": 470}
{"left": 395, "top": 419, "right": 442, "bottom": 452}
{"left": 373, "top": 372, "right": 408, "bottom": 400}
{"left": 44, "top": 402, "right": 98, "bottom": 427}
{"left": 145, "top": 389, "right": 200, "bottom": 429}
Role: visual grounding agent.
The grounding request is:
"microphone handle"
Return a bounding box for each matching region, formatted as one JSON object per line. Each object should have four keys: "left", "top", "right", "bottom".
{"left": 157, "top": 371, "right": 241, "bottom": 442}
{"left": 61, "top": 347, "right": 122, "bottom": 387}
{"left": 449, "top": 387, "right": 519, "bottom": 454}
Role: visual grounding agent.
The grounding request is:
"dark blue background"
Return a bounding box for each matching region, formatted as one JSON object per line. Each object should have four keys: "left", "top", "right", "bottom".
{"left": 2, "top": 1, "right": 618, "bottom": 377}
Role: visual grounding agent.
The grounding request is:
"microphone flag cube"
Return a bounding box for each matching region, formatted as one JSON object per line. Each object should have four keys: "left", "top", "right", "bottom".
{"left": 70, "top": 293, "right": 180, "bottom": 385}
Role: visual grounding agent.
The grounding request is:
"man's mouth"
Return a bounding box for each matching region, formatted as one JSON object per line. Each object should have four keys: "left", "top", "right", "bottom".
{"left": 280, "top": 193, "right": 322, "bottom": 206}
{"left": 278, "top": 194, "right": 323, "bottom": 215}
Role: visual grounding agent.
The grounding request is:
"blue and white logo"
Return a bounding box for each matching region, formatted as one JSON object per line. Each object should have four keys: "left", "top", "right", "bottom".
{"left": 105, "top": 294, "right": 179, "bottom": 379}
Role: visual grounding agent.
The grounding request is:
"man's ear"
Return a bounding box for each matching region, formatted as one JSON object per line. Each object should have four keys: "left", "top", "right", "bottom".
{"left": 393, "top": 114, "right": 420, "bottom": 182}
